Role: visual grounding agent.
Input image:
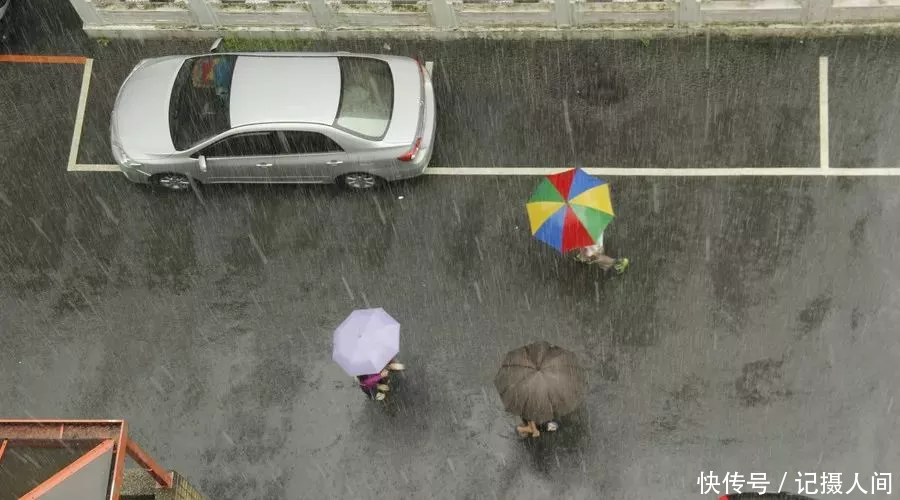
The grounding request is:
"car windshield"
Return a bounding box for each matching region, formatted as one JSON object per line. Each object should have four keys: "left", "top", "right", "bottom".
{"left": 334, "top": 57, "right": 394, "bottom": 140}
{"left": 168, "top": 55, "right": 237, "bottom": 151}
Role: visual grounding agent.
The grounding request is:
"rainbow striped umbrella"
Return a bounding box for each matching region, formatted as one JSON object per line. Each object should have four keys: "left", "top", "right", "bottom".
{"left": 526, "top": 168, "right": 615, "bottom": 253}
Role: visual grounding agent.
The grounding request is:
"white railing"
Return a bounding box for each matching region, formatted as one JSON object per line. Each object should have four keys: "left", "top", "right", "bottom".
{"left": 67, "top": 0, "right": 900, "bottom": 31}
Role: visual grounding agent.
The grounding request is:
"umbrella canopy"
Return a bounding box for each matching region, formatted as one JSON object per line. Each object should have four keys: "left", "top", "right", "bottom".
{"left": 332, "top": 308, "right": 400, "bottom": 377}
{"left": 494, "top": 341, "right": 586, "bottom": 422}
{"left": 526, "top": 168, "right": 615, "bottom": 253}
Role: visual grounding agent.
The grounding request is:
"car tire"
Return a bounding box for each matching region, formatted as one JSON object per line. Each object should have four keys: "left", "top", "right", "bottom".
{"left": 339, "top": 172, "right": 382, "bottom": 190}
{"left": 150, "top": 173, "right": 193, "bottom": 192}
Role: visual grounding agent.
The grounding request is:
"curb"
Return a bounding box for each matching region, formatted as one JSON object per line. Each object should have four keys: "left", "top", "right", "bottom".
{"left": 84, "top": 22, "right": 900, "bottom": 40}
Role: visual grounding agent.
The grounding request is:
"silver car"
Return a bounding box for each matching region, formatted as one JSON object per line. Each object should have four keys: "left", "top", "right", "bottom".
{"left": 111, "top": 43, "right": 436, "bottom": 191}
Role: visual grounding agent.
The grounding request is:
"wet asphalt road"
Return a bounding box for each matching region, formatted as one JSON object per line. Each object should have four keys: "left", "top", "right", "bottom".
{"left": 4, "top": 1, "right": 900, "bottom": 499}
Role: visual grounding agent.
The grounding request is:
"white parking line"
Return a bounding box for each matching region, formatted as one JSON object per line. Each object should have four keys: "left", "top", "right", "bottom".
{"left": 425, "top": 60, "right": 434, "bottom": 76}
{"left": 427, "top": 167, "right": 900, "bottom": 177}
{"left": 70, "top": 165, "right": 900, "bottom": 176}
{"left": 70, "top": 164, "right": 119, "bottom": 172}
{"left": 67, "top": 58, "right": 94, "bottom": 172}
{"left": 819, "top": 56, "right": 829, "bottom": 170}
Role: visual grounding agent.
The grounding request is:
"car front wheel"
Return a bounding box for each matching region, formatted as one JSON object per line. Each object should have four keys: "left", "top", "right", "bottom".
{"left": 339, "top": 172, "right": 381, "bottom": 190}
{"left": 151, "top": 173, "right": 192, "bottom": 192}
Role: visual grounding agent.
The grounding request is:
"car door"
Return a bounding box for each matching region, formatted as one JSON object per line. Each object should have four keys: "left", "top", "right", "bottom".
{"left": 198, "top": 131, "right": 279, "bottom": 183}
{"left": 272, "top": 130, "right": 355, "bottom": 182}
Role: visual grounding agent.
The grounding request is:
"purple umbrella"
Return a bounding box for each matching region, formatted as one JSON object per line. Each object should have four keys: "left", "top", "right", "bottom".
{"left": 333, "top": 308, "right": 400, "bottom": 377}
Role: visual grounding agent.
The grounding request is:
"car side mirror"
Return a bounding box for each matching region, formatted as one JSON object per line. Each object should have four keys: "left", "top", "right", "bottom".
{"left": 198, "top": 155, "right": 208, "bottom": 173}
{"left": 209, "top": 37, "right": 223, "bottom": 53}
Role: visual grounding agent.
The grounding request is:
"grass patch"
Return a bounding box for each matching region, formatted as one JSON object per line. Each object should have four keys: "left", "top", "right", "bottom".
{"left": 221, "top": 37, "right": 317, "bottom": 52}
{"left": 392, "top": 2, "right": 428, "bottom": 11}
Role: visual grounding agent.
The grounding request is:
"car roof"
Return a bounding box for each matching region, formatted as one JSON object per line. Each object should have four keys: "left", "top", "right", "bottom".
{"left": 228, "top": 55, "right": 342, "bottom": 128}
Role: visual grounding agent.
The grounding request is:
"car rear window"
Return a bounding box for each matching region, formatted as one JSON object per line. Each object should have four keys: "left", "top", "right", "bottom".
{"left": 334, "top": 57, "right": 394, "bottom": 140}
{"left": 169, "top": 55, "right": 237, "bottom": 151}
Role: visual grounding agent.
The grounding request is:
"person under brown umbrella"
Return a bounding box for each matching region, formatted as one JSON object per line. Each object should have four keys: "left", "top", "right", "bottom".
{"left": 495, "top": 341, "right": 586, "bottom": 438}
{"left": 516, "top": 418, "right": 560, "bottom": 437}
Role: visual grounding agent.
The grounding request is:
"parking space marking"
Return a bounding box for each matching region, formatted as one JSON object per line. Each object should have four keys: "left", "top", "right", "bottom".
{"left": 67, "top": 59, "right": 95, "bottom": 172}
{"left": 0, "top": 55, "right": 87, "bottom": 64}
{"left": 58, "top": 56, "right": 891, "bottom": 179}
{"left": 70, "top": 164, "right": 118, "bottom": 172}
{"left": 425, "top": 60, "right": 434, "bottom": 76}
{"left": 820, "top": 56, "right": 830, "bottom": 169}
{"left": 0, "top": 54, "right": 99, "bottom": 173}
{"left": 69, "top": 166, "right": 900, "bottom": 176}
{"left": 427, "top": 167, "right": 900, "bottom": 177}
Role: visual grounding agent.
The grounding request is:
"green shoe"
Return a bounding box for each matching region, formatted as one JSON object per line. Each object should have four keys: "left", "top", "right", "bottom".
{"left": 613, "top": 258, "right": 629, "bottom": 274}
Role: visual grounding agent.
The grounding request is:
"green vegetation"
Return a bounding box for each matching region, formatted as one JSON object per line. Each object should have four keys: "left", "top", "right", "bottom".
{"left": 221, "top": 37, "right": 317, "bottom": 52}
{"left": 391, "top": 2, "right": 428, "bottom": 12}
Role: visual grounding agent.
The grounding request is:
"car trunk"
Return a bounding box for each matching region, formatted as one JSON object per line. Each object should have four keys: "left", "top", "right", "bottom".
{"left": 381, "top": 57, "right": 426, "bottom": 158}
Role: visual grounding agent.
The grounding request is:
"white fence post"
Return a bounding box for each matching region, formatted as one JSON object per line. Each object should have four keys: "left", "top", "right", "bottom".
{"left": 429, "top": 0, "right": 458, "bottom": 28}
{"left": 68, "top": 0, "right": 102, "bottom": 25}
{"left": 186, "top": 0, "right": 219, "bottom": 26}
{"left": 806, "top": 0, "right": 832, "bottom": 22}
{"left": 309, "top": 0, "right": 336, "bottom": 27}
{"left": 675, "top": 0, "right": 701, "bottom": 25}
{"left": 555, "top": 0, "right": 575, "bottom": 27}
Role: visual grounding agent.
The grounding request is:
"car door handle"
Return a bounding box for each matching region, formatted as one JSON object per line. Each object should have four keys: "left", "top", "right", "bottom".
{"left": 326, "top": 160, "right": 343, "bottom": 165}
{"left": 256, "top": 163, "right": 273, "bottom": 167}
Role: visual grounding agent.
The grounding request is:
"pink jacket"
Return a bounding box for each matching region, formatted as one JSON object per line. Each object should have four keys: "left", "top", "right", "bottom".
{"left": 359, "top": 373, "right": 385, "bottom": 390}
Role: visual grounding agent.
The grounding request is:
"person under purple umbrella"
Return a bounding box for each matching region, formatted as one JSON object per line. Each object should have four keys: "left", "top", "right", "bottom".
{"left": 358, "top": 370, "right": 390, "bottom": 401}
{"left": 332, "top": 308, "right": 407, "bottom": 401}
{"left": 356, "top": 358, "right": 405, "bottom": 401}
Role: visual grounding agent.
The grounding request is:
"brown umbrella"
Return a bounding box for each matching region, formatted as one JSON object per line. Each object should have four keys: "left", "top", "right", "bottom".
{"left": 494, "top": 341, "right": 586, "bottom": 422}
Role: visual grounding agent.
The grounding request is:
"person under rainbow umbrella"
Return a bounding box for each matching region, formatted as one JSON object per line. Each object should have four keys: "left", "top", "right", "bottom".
{"left": 526, "top": 168, "right": 629, "bottom": 274}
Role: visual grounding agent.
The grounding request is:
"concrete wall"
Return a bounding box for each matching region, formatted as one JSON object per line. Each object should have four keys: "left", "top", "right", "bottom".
{"left": 69, "top": 0, "right": 900, "bottom": 35}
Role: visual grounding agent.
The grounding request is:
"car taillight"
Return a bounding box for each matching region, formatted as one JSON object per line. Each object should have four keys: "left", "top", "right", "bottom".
{"left": 398, "top": 138, "right": 422, "bottom": 162}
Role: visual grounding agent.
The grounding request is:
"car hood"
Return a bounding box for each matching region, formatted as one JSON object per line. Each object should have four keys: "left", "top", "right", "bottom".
{"left": 111, "top": 56, "right": 186, "bottom": 157}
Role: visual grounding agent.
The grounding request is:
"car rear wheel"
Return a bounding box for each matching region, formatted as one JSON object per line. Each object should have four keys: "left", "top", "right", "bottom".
{"left": 339, "top": 172, "right": 381, "bottom": 190}
{"left": 151, "top": 173, "right": 192, "bottom": 192}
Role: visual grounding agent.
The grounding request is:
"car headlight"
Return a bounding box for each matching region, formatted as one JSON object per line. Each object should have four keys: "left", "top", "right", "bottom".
{"left": 121, "top": 155, "right": 142, "bottom": 168}
{"left": 113, "top": 143, "right": 142, "bottom": 168}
